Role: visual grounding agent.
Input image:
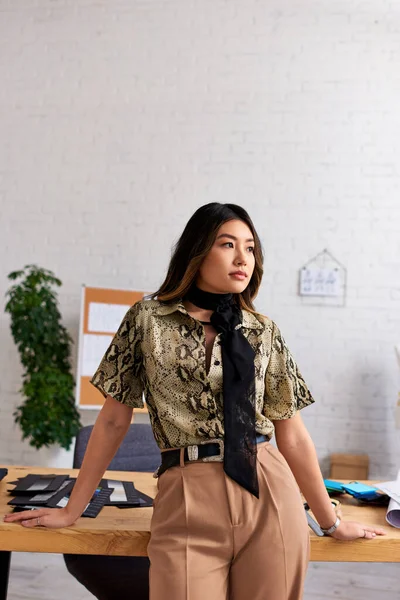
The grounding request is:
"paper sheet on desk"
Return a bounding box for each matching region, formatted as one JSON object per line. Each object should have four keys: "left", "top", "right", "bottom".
{"left": 376, "top": 470, "right": 400, "bottom": 528}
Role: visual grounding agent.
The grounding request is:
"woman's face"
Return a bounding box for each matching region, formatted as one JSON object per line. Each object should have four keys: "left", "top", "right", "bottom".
{"left": 196, "top": 219, "right": 256, "bottom": 294}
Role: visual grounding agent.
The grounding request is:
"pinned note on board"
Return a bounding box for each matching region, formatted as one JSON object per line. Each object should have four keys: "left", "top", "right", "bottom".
{"left": 88, "top": 302, "right": 132, "bottom": 334}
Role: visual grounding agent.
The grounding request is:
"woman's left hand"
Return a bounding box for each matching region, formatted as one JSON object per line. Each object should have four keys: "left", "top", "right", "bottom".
{"left": 329, "top": 520, "right": 386, "bottom": 541}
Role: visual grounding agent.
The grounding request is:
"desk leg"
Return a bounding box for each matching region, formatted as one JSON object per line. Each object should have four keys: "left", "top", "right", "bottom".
{"left": 0, "top": 551, "right": 11, "bottom": 600}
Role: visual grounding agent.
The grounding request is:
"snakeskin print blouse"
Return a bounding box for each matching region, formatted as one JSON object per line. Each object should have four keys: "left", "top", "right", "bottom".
{"left": 90, "top": 298, "right": 315, "bottom": 449}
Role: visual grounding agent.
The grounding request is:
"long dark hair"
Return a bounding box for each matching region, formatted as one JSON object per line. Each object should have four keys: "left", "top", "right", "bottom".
{"left": 149, "top": 203, "right": 264, "bottom": 314}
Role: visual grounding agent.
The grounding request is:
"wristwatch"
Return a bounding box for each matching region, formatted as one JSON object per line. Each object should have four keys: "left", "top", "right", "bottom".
{"left": 320, "top": 516, "right": 341, "bottom": 536}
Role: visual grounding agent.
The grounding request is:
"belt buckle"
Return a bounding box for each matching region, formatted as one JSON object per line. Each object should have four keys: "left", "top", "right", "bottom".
{"left": 198, "top": 438, "right": 224, "bottom": 462}
{"left": 187, "top": 445, "right": 199, "bottom": 461}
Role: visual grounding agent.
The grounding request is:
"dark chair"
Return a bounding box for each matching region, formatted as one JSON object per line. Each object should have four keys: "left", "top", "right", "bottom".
{"left": 63, "top": 423, "right": 161, "bottom": 600}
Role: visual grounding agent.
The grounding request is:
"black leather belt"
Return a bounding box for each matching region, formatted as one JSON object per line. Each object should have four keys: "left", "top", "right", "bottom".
{"left": 155, "top": 434, "right": 269, "bottom": 478}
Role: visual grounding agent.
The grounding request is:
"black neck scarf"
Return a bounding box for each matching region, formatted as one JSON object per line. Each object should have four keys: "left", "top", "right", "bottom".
{"left": 184, "top": 284, "right": 259, "bottom": 498}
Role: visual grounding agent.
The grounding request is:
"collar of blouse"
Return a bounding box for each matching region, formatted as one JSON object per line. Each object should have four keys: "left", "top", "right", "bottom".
{"left": 155, "top": 299, "right": 264, "bottom": 331}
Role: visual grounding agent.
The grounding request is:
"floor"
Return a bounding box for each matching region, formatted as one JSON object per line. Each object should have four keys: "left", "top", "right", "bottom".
{"left": 6, "top": 552, "right": 400, "bottom": 599}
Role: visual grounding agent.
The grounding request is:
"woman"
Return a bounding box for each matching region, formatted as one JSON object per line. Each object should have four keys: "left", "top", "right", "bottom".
{"left": 5, "top": 203, "right": 385, "bottom": 600}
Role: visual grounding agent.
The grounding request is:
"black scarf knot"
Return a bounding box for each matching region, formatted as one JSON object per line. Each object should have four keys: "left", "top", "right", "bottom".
{"left": 211, "top": 301, "right": 241, "bottom": 334}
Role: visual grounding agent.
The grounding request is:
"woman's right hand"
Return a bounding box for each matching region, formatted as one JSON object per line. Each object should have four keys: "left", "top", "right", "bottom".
{"left": 3, "top": 507, "right": 77, "bottom": 529}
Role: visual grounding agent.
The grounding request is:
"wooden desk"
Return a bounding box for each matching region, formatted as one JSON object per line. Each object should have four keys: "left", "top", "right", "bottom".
{"left": 1, "top": 466, "right": 400, "bottom": 599}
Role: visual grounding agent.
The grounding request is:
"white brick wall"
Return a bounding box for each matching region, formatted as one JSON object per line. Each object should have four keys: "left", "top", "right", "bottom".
{"left": 1, "top": 0, "right": 399, "bottom": 483}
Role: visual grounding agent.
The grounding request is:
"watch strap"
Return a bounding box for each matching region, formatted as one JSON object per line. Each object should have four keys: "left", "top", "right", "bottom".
{"left": 320, "top": 516, "right": 341, "bottom": 535}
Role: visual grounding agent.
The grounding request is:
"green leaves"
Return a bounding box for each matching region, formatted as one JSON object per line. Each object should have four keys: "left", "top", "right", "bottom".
{"left": 5, "top": 265, "right": 81, "bottom": 450}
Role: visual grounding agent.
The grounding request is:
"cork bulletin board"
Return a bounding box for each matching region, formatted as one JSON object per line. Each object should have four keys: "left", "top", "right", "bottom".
{"left": 76, "top": 286, "right": 148, "bottom": 411}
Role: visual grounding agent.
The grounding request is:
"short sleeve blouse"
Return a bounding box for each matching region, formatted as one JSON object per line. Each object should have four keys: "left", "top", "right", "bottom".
{"left": 90, "top": 299, "right": 315, "bottom": 449}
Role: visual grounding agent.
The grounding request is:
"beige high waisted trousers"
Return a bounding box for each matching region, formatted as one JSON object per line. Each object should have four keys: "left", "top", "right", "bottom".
{"left": 148, "top": 441, "right": 310, "bottom": 600}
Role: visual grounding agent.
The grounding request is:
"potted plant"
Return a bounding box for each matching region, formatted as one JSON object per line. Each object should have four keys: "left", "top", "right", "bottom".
{"left": 5, "top": 264, "right": 81, "bottom": 450}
